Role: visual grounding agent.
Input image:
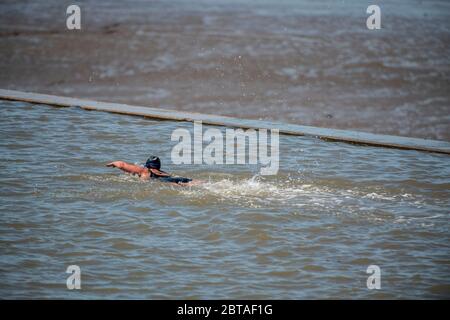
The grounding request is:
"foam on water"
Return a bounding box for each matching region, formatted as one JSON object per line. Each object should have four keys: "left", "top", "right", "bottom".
{"left": 63, "top": 171, "right": 439, "bottom": 230}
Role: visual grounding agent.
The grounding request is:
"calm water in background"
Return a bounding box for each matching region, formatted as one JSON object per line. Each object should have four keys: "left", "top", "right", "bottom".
{"left": 0, "top": 100, "right": 449, "bottom": 299}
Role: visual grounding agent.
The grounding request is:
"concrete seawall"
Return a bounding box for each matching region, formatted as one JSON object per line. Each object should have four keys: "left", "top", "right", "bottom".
{"left": 1, "top": 89, "right": 449, "bottom": 154}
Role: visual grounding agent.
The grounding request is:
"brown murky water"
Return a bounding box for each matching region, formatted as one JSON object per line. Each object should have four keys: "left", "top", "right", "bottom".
{"left": 0, "top": 100, "right": 449, "bottom": 299}
{"left": 0, "top": 0, "right": 449, "bottom": 140}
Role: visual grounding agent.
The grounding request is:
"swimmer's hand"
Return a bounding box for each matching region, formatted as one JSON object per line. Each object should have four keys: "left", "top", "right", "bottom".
{"left": 106, "top": 161, "right": 120, "bottom": 167}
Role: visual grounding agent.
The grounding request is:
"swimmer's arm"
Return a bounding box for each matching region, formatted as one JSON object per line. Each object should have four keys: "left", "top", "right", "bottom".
{"left": 106, "top": 161, "right": 146, "bottom": 175}
{"left": 149, "top": 168, "right": 171, "bottom": 177}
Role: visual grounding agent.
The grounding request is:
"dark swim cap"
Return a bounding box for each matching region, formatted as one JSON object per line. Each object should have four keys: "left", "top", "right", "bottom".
{"left": 144, "top": 156, "right": 161, "bottom": 169}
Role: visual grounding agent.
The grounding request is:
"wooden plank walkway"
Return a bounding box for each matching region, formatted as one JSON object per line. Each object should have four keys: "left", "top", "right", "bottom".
{"left": 1, "top": 89, "right": 449, "bottom": 154}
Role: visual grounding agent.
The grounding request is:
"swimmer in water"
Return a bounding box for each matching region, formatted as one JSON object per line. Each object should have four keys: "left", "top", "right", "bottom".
{"left": 106, "top": 156, "right": 202, "bottom": 186}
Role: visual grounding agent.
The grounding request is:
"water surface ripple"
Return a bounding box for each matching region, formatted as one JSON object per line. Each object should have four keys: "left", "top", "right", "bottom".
{"left": 0, "top": 100, "right": 449, "bottom": 299}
